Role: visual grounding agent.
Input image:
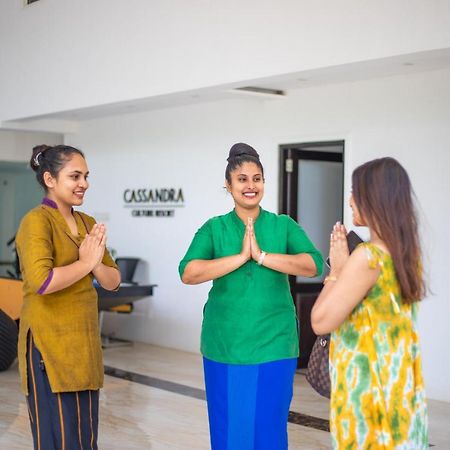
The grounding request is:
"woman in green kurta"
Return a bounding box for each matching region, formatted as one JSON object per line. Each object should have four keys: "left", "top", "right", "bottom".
{"left": 179, "top": 143, "right": 323, "bottom": 450}
{"left": 16, "top": 145, "right": 121, "bottom": 450}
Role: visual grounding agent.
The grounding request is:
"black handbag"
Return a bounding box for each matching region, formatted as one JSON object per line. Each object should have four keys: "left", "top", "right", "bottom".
{"left": 305, "top": 334, "right": 331, "bottom": 398}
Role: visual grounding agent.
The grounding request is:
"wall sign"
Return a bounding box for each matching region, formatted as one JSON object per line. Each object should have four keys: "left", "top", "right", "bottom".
{"left": 123, "top": 188, "right": 184, "bottom": 217}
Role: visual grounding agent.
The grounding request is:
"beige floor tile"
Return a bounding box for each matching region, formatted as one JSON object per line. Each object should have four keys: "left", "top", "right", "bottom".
{"left": 1, "top": 343, "right": 449, "bottom": 449}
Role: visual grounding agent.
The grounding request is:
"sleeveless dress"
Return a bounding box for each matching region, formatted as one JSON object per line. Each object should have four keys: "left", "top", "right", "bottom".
{"left": 329, "top": 243, "right": 428, "bottom": 449}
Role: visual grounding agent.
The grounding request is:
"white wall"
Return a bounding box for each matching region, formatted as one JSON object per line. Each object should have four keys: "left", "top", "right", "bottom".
{"left": 0, "top": 130, "right": 63, "bottom": 162}
{"left": 67, "top": 67, "right": 450, "bottom": 401}
{"left": 1, "top": 0, "right": 450, "bottom": 121}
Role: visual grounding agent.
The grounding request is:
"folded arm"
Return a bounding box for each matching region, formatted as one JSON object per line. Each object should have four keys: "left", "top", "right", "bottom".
{"left": 181, "top": 254, "right": 247, "bottom": 285}
{"left": 260, "top": 252, "right": 318, "bottom": 277}
{"left": 311, "top": 246, "right": 379, "bottom": 334}
{"left": 92, "top": 264, "right": 121, "bottom": 291}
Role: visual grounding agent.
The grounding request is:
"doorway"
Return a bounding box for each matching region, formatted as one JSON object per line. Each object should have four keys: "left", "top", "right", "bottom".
{"left": 279, "top": 141, "right": 344, "bottom": 367}
{"left": 0, "top": 162, "right": 42, "bottom": 278}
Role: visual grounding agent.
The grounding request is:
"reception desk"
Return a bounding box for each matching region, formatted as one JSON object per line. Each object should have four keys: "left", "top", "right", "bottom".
{"left": 95, "top": 284, "right": 156, "bottom": 310}
{"left": 0, "top": 278, "right": 155, "bottom": 318}
{"left": 95, "top": 283, "right": 156, "bottom": 346}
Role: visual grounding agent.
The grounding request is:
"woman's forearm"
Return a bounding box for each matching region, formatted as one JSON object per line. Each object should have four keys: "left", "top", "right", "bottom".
{"left": 261, "top": 253, "right": 318, "bottom": 277}
{"left": 42, "top": 261, "right": 93, "bottom": 294}
{"left": 310, "top": 280, "right": 338, "bottom": 334}
{"left": 92, "top": 264, "right": 121, "bottom": 290}
{"left": 311, "top": 247, "right": 380, "bottom": 335}
{"left": 182, "top": 254, "right": 248, "bottom": 284}
{"left": 41, "top": 262, "right": 120, "bottom": 295}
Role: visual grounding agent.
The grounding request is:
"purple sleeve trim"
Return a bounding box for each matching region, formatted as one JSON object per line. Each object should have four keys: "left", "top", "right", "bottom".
{"left": 37, "top": 270, "right": 54, "bottom": 295}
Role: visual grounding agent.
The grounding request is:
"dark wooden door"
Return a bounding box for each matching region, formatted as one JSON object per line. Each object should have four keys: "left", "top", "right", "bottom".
{"left": 279, "top": 141, "right": 344, "bottom": 367}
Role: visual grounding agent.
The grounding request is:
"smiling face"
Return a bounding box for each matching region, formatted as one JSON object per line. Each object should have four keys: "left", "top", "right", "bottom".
{"left": 44, "top": 153, "right": 89, "bottom": 209}
{"left": 226, "top": 161, "right": 264, "bottom": 212}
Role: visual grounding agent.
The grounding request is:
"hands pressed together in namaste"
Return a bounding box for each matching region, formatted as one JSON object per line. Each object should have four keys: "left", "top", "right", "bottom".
{"left": 328, "top": 221, "right": 350, "bottom": 277}
{"left": 79, "top": 223, "right": 107, "bottom": 272}
{"left": 240, "top": 217, "right": 265, "bottom": 264}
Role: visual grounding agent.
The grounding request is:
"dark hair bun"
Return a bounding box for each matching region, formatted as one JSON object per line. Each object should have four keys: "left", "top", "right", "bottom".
{"left": 227, "top": 143, "right": 259, "bottom": 162}
{"left": 30, "top": 144, "right": 52, "bottom": 171}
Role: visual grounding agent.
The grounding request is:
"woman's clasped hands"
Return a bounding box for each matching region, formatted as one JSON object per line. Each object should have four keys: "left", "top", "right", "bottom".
{"left": 241, "top": 217, "right": 263, "bottom": 263}
{"left": 79, "top": 223, "right": 107, "bottom": 271}
{"left": 328, "top": 222, "right": 350, "bottom": 276}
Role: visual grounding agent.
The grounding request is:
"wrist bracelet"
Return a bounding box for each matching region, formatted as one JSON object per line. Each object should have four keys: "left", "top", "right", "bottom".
{"left": 323, "top": 275, "right": 337, "bottom": 284}
{"left": 257, "top": 251, "right": 267, "bottom": 266}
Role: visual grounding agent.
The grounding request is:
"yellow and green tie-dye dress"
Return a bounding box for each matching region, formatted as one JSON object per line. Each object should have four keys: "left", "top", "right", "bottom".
{"left": 329, "top": 243, "right": 428, "bottom": 449}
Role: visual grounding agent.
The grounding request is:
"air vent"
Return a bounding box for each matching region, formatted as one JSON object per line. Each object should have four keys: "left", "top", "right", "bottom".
{"left": 236, "top": 86, "right": 284, "bottom": 96}
{"left": 229, "top": 86, "right": 286, "bottom": 99}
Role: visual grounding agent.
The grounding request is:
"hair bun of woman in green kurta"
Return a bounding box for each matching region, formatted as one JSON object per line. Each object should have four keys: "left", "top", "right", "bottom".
{"left": 225, "top": 142, "right": 264, "bottom": 184}
{"left": 227, "top": 142, "right": 259, "bottom": 160}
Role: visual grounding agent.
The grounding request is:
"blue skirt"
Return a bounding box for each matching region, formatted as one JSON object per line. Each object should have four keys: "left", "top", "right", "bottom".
{"left": 203, "top": 357, "right": 297, "bottom": 450}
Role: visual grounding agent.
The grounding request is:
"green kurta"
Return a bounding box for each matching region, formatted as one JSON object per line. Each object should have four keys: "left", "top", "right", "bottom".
{"left": 179, "top": 208, "right": 323, "bottom": 365}
{"left": 16, "top": 201, "right": 118, "bottom": 394}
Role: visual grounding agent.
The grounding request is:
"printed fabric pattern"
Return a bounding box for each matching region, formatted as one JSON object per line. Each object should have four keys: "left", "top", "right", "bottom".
{"left": 329, "top": 243, "right": 428, "bottom": 449}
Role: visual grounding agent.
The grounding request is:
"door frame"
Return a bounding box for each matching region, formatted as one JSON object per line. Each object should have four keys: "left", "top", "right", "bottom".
{"left": 278, "top": 140, "right": 345, "bottom": 367}
{"left": 279, "top": 140, "right": 345, "bottom": 293}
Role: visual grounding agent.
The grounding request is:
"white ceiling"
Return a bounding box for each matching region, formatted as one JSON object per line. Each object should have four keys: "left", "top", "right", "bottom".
{"left": 8, "top": 48, "right": 450, "bottom": 125}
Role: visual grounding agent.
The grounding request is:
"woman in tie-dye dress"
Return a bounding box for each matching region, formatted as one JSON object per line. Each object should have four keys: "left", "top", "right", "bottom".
{"left": 311, "top": 157, "right": 428, "bottom": 449}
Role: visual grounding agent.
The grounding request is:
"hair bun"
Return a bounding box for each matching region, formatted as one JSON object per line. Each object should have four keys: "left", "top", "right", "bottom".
{"left": 30, "top": 144, "right": 52, "bottom": 171}
{"left": 227, "top": 143, "right": 259, "bottom": 162}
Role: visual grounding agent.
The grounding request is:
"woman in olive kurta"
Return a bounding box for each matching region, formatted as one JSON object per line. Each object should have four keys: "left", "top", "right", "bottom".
{"left": 179, "top": 143, "right": 323, "bottom": 450}
{"left": 16, "top": 145, "right": 121, "bottom": 450}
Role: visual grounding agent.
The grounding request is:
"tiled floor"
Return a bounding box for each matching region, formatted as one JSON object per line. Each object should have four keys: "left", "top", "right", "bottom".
{"left": 1, "top": 342, "right": 448, "bottom": 449}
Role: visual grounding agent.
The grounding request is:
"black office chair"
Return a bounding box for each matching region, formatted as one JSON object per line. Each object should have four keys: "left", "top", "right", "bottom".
{"left": 115, "top": 257, "right": 140, "bottom": 285}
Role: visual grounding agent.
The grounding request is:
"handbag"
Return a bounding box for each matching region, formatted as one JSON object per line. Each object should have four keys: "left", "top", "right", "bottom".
{"left": 305, "top": 333, "right": 331, "bottom": 398}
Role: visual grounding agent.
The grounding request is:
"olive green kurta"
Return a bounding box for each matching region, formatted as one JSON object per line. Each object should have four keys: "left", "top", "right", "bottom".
{"left": 16, "top": 201, "right": 118, "bottom": 394}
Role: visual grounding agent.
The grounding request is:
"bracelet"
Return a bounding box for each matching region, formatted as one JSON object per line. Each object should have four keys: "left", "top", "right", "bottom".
{"left": 257, "top": 251, "right": 267, "bottom": 266}
{"left": 323, "top": 275, "right": 337, "bottom": 284}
